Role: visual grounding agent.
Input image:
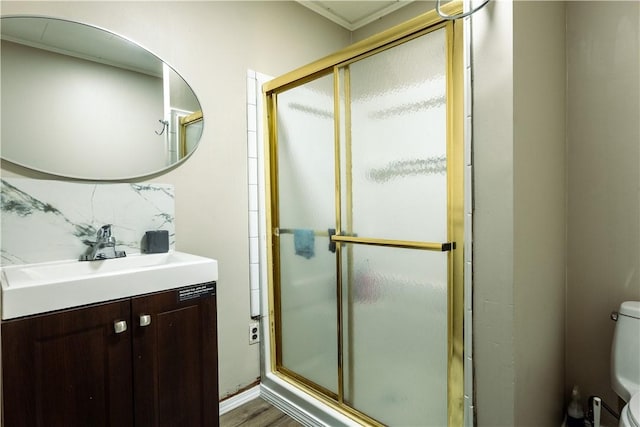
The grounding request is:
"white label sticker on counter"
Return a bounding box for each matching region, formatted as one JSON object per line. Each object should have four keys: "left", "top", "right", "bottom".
{"left": 177, "top": 282, "right": 216, "bottom": 302}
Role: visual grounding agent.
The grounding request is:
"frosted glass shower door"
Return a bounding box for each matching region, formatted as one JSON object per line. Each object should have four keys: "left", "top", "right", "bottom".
{"left": 266, "top": 15, "right": 464, "bottom": 425}
{"left": 274, "top": 74, "right": 338, "bottom": 395}
{"left": 339, "top": 27, "right": 449, "bottom": 426}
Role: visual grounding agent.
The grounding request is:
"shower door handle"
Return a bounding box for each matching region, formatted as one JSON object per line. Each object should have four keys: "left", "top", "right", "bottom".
{"left": 330, "top": 234, "right": 456, "bottom": 252}
{"left": 328, "top": 228, "right": 336, "bottom": 253}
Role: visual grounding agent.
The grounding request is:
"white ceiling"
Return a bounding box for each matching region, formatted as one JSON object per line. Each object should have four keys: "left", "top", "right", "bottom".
{"left": 297, "top": 1, "right": 414, "bottom": 31}
{"left": 1, "top": 17, "right": 162, "bottom": 76}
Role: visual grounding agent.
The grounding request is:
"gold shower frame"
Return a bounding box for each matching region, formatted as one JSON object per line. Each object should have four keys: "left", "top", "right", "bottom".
{"left": 263, "top": 2, "right": 465, "bottom": 425}
{"left": 179, "top": 110, "right": 203, "bottom": 159}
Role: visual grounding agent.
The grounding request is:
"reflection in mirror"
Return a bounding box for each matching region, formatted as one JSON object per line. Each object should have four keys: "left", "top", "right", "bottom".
{"left": 180, "top": 111, "right": 204, "bottom": 160}
{"left": 0, "top": 16, "right": 204, "bottom": 180}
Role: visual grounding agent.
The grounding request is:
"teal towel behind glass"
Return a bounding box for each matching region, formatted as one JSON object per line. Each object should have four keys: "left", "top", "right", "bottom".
{"left": 294, "top": 229, "right": 315, "bottom": 259}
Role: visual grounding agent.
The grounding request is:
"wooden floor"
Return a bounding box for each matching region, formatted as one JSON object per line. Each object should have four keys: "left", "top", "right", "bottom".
{"left": 220, "top": 397, "right": 303, "bottom": 427}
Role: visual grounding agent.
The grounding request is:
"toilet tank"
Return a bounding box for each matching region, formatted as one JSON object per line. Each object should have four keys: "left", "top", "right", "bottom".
{"left": 611, "top": 301, "right": 640, "bottom": 402}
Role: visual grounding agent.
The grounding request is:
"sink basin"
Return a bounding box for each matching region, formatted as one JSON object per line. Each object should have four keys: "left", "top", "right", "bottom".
{"left": 1, "top": 251, "right": 218, "bottom": 320}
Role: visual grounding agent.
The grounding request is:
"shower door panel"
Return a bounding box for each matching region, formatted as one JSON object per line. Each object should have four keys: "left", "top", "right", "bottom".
{"left": 341, "top": 28, "right": 448, "bottom": 244}
{"left": 275, "top": 74, "right": 338, "bottom": 394}
{"left": 339, "top": 27, "right": 450, "bottom": 425}
{"left": 341, "top": 245, "right": 448, "bottom": 426}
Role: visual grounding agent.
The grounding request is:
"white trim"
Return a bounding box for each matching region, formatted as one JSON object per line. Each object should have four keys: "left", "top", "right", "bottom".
{"left": 219, "top": 385, "right": 261, "bottom": 415}
{"left": 260, "top": 383, "right": 325, "bottom": 427}
{"left": 255, "top": 71, "right": 273, "bottom": 370}
{"left": 260, "top": 376, "right": 361, "bottom": 427}
{"left": 219, "top": 380, "right": 357, "bottom": 425}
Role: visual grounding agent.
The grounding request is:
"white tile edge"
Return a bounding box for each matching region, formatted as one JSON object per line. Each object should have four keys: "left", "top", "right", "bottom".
{"left": 247, "top": 70, "right": 259, "bottom": 318}
{"left": 248, "top": 70, "right": 273, "bottom": 320}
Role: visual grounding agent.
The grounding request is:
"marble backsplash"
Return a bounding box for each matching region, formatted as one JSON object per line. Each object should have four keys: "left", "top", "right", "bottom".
{"left": 1, "top": 178, "right": 175, "bottom": 266}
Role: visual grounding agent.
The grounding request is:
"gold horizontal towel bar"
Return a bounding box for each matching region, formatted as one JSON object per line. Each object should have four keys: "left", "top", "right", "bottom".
{"left": 275, "top": 228, "right": 330, "bottom": 237}
{"left": 331, "top": 235, "right": 455, "bottom": 252}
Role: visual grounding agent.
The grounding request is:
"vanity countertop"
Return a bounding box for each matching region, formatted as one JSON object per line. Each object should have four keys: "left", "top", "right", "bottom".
{"left": 0, "top": 251, "right": 218, "bottom": 320}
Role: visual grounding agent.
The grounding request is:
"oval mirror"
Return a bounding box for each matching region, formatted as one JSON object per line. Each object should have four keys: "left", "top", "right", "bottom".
{"left": 0, "top": 16, "right": 204, "bottom": 180}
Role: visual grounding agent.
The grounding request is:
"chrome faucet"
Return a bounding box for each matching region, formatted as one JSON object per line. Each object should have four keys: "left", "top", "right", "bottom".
{"left": 81, "top": 225, "right": 126, "bottom": 261}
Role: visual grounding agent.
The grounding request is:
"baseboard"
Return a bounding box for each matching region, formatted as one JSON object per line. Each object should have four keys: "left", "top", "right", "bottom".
{"left": 260, "top": 376, "right": 357, "bottom": 427}
{"left": 219, "top": 385, "right": 261, "bottom": 415}
{"left": 220, "top": 378, "right": 357, "bottom": 426}
{"left": 260, "top": 382, "right": 324, "bottom": 427}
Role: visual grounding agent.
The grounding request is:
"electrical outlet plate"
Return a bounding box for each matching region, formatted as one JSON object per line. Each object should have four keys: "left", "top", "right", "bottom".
{"left": 249, "top": 321, "right": 260, "bottom": 345}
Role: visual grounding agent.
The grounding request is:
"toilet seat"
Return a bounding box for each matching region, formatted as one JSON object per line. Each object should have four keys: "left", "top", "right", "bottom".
{"left": 621, "top": 392, "right": 640, "bottom": 427}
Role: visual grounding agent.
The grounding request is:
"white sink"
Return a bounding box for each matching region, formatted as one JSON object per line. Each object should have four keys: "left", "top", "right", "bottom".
{"left": 1, "top": 251, "right": 218, "bottom": 320}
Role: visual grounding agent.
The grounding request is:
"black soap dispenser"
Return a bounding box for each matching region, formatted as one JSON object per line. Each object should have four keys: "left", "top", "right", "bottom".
{"left": 142, "top": 230, "right": 169, "bottom": 253}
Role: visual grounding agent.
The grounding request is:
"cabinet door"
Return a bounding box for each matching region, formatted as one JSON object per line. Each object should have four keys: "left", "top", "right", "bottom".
{"left": 1, "top": 299, "right": 134, "bottom": 427}
{"left": 132, "top": 284, "right": 218, "bottom": 427}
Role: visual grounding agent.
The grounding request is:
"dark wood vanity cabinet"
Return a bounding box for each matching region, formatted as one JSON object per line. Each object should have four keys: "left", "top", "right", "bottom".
{"left": 2, "top": 299, "right": 134, "bottom": 427}
{"left": 132, "top": 285, "right": 219, "bottom": 426}
{"left": 1, "top": 283, "right": 219, "bottom": 427}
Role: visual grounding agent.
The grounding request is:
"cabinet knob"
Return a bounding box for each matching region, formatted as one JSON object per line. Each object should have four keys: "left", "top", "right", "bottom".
{"left": 139, "top": 314, "right": 152, "bottom": 327}
{"left": 113, "top": 320, "right": 128, "bottom": 334}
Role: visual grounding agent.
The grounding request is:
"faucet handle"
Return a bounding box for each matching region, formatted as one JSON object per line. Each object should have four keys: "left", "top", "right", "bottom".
{"left": 98, "top": 224, "right": 112, "bottom": 239}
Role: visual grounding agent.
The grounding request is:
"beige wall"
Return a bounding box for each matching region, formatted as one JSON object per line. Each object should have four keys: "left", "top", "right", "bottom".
{"left": 0, "top": 0, "right": 350, "bottom": 399}
{"left": 513, "top": 2, "right": 566, "bottom": 425}
{"left": 474, "top": 1, "right": 567, "bottom": 425}
{"left": 566, "top": 2, "right": 640, "bottom": 425}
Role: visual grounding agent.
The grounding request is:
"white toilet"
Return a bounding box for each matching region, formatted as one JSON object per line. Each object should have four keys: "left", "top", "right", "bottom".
{"left": 611, "top": 301, "right": 640, "bottom": 427}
